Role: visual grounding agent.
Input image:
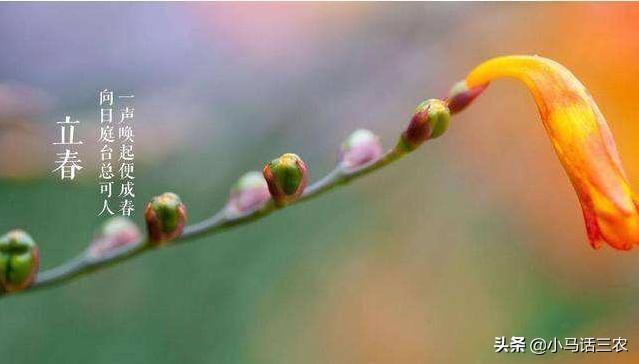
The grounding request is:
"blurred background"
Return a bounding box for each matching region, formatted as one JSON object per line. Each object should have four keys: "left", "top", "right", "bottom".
{"left": 1, "top": 3, "right": 639, "bottom": 364}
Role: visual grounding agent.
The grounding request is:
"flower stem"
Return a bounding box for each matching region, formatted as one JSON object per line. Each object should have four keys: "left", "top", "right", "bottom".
{"left": 1, "top": 139, "right": 411, "bottom": 298}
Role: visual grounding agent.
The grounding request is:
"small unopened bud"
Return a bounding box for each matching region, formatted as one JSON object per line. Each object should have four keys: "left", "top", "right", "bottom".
{"left": 227, "top": 171, "right": 271, "bottom": 215}
{"left": 88, "top": 217, "right": 142, "bottom": 258}
{"left": 145, "top": 192, "right": 187, "bottom": 245}
{"left": 0, "top": 229, "right": 40, "bottom": 293}
{"left": 263, "top": 153, "right": 308, "bottom": 206}
{"left": 399, "top": 99, "right": 451, "bottom": 151}
{"left": 339, "top": 129, "right": 383, "bottom": 172}
{"left": 446, "top": 80, "right": 488, "bottom": 114}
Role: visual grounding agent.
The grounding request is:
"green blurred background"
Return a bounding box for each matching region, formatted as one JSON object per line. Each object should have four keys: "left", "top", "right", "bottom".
{"left": 1, "top": 3, "right": 639, "bottom": 364}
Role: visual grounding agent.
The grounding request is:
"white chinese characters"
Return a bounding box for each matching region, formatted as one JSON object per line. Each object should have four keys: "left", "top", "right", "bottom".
{"left": 494, "top": 336, "right": 629, "bottom": 355}
{"left": 98, "top": 89, "right": 136, "bottom": 217}
{"left": 52, "top": 116, "right": 84, "bottom": 180}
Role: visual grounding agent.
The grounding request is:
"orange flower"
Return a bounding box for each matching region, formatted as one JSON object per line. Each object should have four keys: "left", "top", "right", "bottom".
{"left": 461, "top": 55, "right": 639, "bottom": 250}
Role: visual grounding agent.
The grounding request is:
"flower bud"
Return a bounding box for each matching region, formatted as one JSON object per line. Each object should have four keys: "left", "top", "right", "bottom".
{"left": 339, "top": 129, "right": 383, "bottom": 172}
{"left": 0, "top": 229, "right": 40, "bottom": 293}
{"left": 446, "top": 80, "right": 488, "bottom": 114}
{"left": 263, "top": 153, "right": 308, "bottom": 206}
{"left": 88, "top": 217, "right": 142, "bottom": 258}
{"left": 145, "top": 192, "right": 187, "bottom": 244}
{"left": 399, "top": 99, "right": 451, "bottom": 151}
{"left": 227, "top": 171, "right": 271, "bottom": 215}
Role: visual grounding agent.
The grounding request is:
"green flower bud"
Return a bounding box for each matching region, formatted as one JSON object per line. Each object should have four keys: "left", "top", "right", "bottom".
{"left": 145, "top": 192, "right": 187, "bottom": 245}
{"left": 446, "top": 80, "right": 488, "bottom": 114}
{"left": 228, "top": 171, "right": 271, "bottom": 215}
{"left": 88, "top": 217, "right": 142, "bottom": 258}
{"left": 339, "top": 129, "right": 383, "bottom": 171}
{"left": 263, "top": 153, "right": 308, "bottom": 206}
{"left": 0, "top": 229, "right": 40, "bottom": 293}
{"left": 399, "top": 99, "right": 451, "bottom": 151}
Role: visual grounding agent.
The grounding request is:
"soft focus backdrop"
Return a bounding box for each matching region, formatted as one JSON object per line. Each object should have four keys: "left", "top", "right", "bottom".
{"left": 1, "top": 3, "right": 639, "bottom": 364}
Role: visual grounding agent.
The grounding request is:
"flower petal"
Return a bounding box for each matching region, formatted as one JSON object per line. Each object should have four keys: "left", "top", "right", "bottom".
{"left": 464, "top": 55, "right": 639, "bottom": 250}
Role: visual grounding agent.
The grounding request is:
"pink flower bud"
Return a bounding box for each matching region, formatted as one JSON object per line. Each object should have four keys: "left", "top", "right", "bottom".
{"left": 339, "top": 129, "right": 383, "bottom": 171}
{"left": 227, "top": 171, "right": 271, "bottom": 215}
{"left": 88, "top": 217, "right": 142, "bottom": 259}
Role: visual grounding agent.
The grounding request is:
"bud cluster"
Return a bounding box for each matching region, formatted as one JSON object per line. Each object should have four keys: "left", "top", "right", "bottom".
{"left": 2, "top": 81, "right": 470, "bottom": 296}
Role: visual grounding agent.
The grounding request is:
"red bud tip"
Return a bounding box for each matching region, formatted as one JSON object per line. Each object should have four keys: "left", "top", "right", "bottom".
{"left": 446, "top": 80, "right": 488, "bottom": 114}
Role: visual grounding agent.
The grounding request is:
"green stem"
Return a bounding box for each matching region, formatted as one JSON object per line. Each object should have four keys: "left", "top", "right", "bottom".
{"left": 1, "top": 143, "right": 410, "bottom": 298}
